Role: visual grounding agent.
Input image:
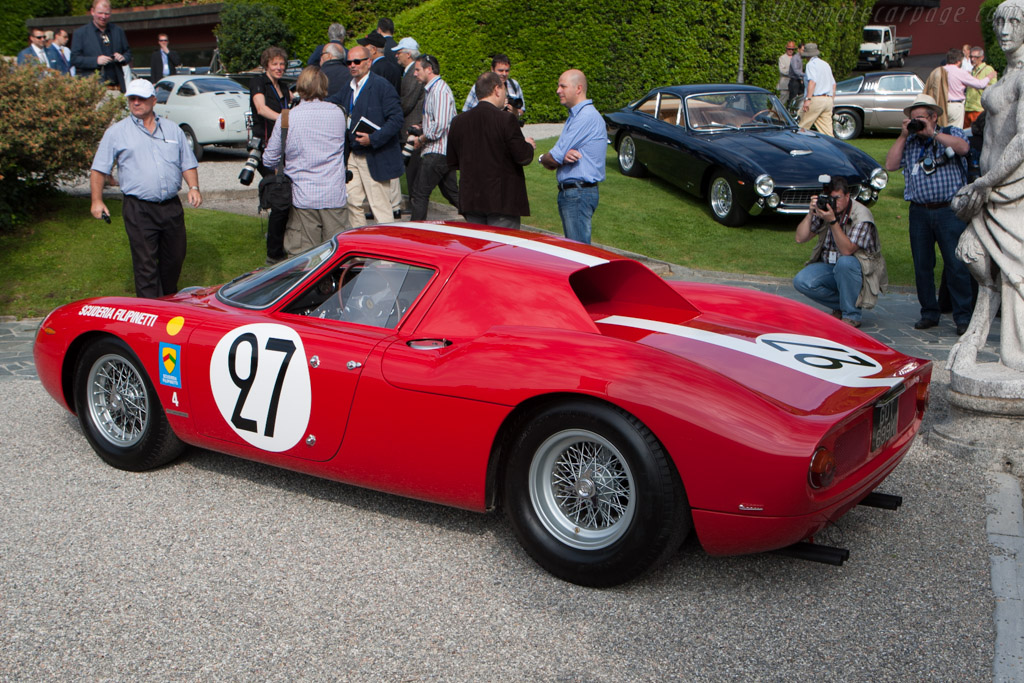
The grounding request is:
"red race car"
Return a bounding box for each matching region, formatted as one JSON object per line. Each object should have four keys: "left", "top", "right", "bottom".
{"left": 34, "top": 223, "right": 931, "bottom": 586}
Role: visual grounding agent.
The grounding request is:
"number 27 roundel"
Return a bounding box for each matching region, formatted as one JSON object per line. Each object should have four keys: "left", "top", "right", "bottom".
{"left": 210, "top": 323, "right": 311, "bottom": 452}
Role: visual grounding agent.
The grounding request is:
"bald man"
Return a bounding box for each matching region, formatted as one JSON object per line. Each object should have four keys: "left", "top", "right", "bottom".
{"left": 538, "top": 69, "right": 607, "bottom": 244}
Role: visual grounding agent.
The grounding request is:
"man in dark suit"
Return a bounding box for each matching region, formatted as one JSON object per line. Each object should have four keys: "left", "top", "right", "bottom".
{"left": 447, "top": 71, "right": 536, "bottom": 228}
{"left": 394, "top": 37, "right": 425, "bottom": 190}
{"left": 358, "top": 32, "right": 401, "bottom": 94}
{"left": 376, "top": 18, "right": 400, "bottom": 66}
{"left": 71, "top": 0, "right": 131, "bottom": 92}
{"left": 149, "top": 33, "right": 181, "bottom": 83}
{"left": 320, "top": 43, "right": 350, "bottom": 99}
{"left": 17, "top": 28, "right": 68, "bottom": 73}
{"left": 334, "top": 46, "right": 404, "bottom": 226}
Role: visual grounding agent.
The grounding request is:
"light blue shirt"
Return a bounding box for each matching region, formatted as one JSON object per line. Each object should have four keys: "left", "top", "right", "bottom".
{"left": 805, "top": 57, "right": 835, "bottom": 97}
{"left": 549, "top": 98, "right": 607, "bottom": 184}
{"left": 91, "top": 114, "right": 198, "bottom": 202}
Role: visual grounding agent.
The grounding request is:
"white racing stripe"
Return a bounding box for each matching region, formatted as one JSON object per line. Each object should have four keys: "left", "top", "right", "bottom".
{"left": 598, "top": 315, "right": 902, "bottom": 389}
{"left": 393, "top": 222, "right": 609, "bottom": 267}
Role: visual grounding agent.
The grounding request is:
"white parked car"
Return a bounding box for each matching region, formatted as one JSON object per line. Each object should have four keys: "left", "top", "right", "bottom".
{"left": 153, "top": 75, "right": 250, "bottom": 161}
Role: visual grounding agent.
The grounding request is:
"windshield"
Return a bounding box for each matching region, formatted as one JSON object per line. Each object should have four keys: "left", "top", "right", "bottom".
{"left": 836, "top": 76, "right": 863, "bottom": 94}
{"left": 188, "top": 77, "right": 249, "bottom": 94}
{"left": 863, "top": 29, "right": 883, "bottom": 43}
{"left": 686, "top": 92, "right": 795, "bottom": 130}
{"left": 217, "top": 242, "right": 334, "bottom": 309}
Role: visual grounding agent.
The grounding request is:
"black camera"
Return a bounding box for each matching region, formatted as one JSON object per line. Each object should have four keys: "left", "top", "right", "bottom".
{"left": 907, "top": 119, "right": 925, "bottom": 134}
{"left": 816, "top": 194, "right": 837, "bottom": 212}
{"left": 238, "top": 140, "right": 262, "bottom": 186}
{"left": 508, "top": 96, "right": 524, "bottom": 111}
{"left": 402, "top": 124, "right": 422, "bottom": 160}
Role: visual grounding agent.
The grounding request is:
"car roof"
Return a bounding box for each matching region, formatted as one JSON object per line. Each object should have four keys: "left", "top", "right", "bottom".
{"left": 645, "top": 84, "right": 773, "bottom": 98}
{"left": 155, "top": 75, "right": 243, "bottom": 84}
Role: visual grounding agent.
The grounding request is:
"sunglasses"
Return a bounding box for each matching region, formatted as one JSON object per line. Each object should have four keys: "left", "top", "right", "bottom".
{"left": 345, "top": 58, "right": 366, "bottom": 65}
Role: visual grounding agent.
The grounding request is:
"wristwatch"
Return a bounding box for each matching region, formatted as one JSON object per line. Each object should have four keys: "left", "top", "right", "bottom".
{"left": 189, "top": 186, "right": 200, "bottom": 191}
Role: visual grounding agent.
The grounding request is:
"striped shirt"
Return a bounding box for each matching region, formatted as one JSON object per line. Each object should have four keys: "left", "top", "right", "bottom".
{"left": 809, "top": 199, "right": 879, "bottom": 262}
{"left": 421, "top": 76, "right": 456, "bottom": 156}
{"left": 262, "top": 99, "right": 348, "bottom": 210}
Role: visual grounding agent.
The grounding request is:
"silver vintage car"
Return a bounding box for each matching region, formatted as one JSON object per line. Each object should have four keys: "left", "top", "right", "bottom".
{"left": 789, "top": 71, "right": 923, "bottom": 141}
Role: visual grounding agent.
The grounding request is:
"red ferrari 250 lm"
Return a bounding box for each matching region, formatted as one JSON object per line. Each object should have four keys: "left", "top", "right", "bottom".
{"left": 34, "top": 223, "right": 931, "bottom": 586}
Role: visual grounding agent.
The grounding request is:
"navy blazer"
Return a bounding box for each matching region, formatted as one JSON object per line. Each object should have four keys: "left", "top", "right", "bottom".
{"left": 17, "top": 45, "right": 68, "bottom": 73}
{"left": 71, "top": 21, "right": 131, "bottom": 91}
{"left": 334, "top": 72, "right": 404, "bottom": 182}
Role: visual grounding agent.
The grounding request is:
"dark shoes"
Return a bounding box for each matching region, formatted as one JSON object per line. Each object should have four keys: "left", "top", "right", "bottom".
{"left": 843, "top": 318, "right": 862, "bottom": 328}
{"left": 956, "top": 323, "right": 969, "bottom": 336}
{"left": 913, "top": 318, "right": 939, "bottom": 330}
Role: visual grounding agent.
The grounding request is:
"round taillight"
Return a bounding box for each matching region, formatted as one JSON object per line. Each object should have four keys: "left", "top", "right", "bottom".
{"left": 808, "top": 447, "right": 836, "bottom": 489}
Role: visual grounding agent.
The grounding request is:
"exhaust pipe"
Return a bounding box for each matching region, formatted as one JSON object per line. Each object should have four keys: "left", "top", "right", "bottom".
{"left": 774, "top": 542, "right": 850, "bottom": 566}
{"left": 859, "top": 492, "right": 903, "bottom": 510}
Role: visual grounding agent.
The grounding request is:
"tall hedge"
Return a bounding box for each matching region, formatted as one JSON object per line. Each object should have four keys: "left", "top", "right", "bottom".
{"left": 979, "top": 0, "right": 1005, "bottom": 73}
{"left": 1, "top": 0, "right": 69, "bottom": 56}
{"left": 394, "top": 0, "right": 874, "bottom": 123}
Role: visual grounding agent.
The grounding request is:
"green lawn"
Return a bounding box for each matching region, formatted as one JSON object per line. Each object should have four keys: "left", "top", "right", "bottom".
{"left": 1, "top": 135, "right": 916, "bottom": 319}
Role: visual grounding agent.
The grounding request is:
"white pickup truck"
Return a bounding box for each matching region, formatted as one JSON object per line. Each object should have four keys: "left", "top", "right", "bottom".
{"left": 858, "top": 25, "right": 912, "bottom": 70}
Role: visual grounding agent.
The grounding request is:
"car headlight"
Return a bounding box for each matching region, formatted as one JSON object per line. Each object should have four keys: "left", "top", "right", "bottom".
{"left": 870, "top": 167, "right": 888, "bottom": 190}
{"left": 754, "top": 174, "right": 774, "bottom": 197}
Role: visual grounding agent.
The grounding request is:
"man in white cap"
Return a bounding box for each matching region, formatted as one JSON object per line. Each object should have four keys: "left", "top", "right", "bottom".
{"left": 90, "top": 79, "right": 202, "bottom": 298}
{"left": 798, "top": 43, "right": 835, "bottom": 136}
{"left": 883, "top": 94, "right": 973, "bottom": 335}
{"left": 394, "top": 37, "right": 425, "bottom": 190}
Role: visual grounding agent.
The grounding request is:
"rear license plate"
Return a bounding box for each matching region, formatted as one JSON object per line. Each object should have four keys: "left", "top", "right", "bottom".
{"left": 871, "top": 386, "right": 904, "bottom": 451}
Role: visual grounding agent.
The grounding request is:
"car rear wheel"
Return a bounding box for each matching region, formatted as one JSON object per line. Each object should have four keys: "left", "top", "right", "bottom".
{"left": 74, "top": 338, "right": 184, "bottom": 471}
{"left": 181, "top": 125, "right": 203, "bottom": 162}
{"left": 503, "top": 400, "right": 690, "bottom": 587}
{"left": 833, "top": 109, "right": 863, "bottom": 141}
{"left": 707, "top": 172, "right": 747, "bottom": 226}
{"left": 617, "top": 135, "right": 647, "bottom": 177}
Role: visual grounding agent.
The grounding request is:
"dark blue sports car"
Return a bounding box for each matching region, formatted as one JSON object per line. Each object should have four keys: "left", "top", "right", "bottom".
{"left": 603, "top": 84, "right": 889, "bottom": 226}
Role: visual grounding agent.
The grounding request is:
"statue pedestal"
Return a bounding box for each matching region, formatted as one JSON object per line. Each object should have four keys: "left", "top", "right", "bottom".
{"left": 930, "top": 364, "right": 1024, "bottom": 463}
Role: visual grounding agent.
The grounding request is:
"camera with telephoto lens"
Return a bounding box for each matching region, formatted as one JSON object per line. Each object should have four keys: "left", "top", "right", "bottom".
{"left": 238, "top": 140, "right": 262, "bottom": 186}
{"left": 815, "top": 174, "right": 837, "bottom": 212}
{"left": 907, "top": 119, "right": 925, "bottom": 135}
{"left": 402, "top": 124, "right": 423, "bottom": 159}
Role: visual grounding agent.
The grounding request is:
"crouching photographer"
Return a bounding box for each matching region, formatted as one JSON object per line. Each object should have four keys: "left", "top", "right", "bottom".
{"left": 793, "top": 175, "right": 886, "bottom": 328}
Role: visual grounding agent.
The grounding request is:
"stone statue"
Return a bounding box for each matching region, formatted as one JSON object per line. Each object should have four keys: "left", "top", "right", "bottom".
{"left": 949, "top": 0, "right": 1024, "bottom": 390}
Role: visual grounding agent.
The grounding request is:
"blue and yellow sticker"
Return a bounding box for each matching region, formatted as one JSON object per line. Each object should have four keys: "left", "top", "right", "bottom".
{"left": 159, "top": 342, "right": 181, "bottom": 388}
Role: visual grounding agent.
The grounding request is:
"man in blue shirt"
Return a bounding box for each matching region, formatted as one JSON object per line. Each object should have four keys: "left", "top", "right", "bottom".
{"left": 91, "top": 79, "right": 202, "bottom": 298}
{"left": 884, "top": 94, "right": 974, "bottom": 335}
{"left": 539, "top": 69, "right": 607, "bottom": 244}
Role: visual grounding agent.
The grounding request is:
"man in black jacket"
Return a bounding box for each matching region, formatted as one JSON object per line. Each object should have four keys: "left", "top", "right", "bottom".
{"left": 359, "top": 33, "right": 401, "bottom": 94}
{"left": 149, "top": 34, "right": 180, "bottom": 83}
{"left": 71, "top": 0, "right": 131, "bottom": 92}
{"left": 447, "top": 71, "right": 535, "bottom": 228}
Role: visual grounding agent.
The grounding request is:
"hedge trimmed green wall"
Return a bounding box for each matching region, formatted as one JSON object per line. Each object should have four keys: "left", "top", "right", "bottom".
{"left": 395, "top": 0, "right": 874, "bottom": 122}
{"left": 979, "top": 0, "right": 1005, "bottom": 73}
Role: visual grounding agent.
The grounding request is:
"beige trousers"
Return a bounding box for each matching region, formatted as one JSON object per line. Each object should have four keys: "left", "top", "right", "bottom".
{"left": 799, "top": 96, "right": 834, "bottom": 137}
{"left": 284, "top": 207, "right": 348, "bottom": 255}
{"left": 346, "top": 153, "right": 394, "bottom": 227}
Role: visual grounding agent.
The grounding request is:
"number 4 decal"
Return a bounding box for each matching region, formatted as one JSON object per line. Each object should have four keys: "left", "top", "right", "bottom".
{"left": 211, "top": 323, "right": 311, "bottom": 452}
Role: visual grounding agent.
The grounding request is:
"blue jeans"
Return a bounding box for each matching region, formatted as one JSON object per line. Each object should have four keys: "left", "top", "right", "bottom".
{"left": 793, "top": 256, "right": 864, "bottom": 321}
{"left": 908, "top": 204, "right": 974, "bottom": 325}
{"left": 557, "top": 185, "right": 599, "bottom": 244}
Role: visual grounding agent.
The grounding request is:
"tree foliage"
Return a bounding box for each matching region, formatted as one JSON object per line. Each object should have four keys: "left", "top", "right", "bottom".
{"left": 980, "top": 0, "right": 1005, "bottom": 74}
{"left": 0, "top": 66, "right": 123, "bottom": 231}
{"left": 0, "top": 0, "right": 70, "bottom": 56}
{"left": 395, "top": 0, "right": 874, "bottom": 123}
{"left": 214, "top": 3, "right": 294, "bottom": 73}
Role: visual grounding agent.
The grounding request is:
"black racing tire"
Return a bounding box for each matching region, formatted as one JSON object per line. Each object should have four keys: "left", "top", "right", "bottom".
{"left": 706, "top": 171, "right": 748, "bottom": 226}
{"left": 503, "top": 400, "right": 691, "bottom": 587}
{"left": 73, "top": 337, "right": 185, "bottom": 472}
{"left": 181, "top": 125, "right": 203, "bottom": 162}
{"left": 616, "top": 134, "right": 647, "bottom": 177}
{"left": 833, "top": 109, "right": 864, "bottom": 141}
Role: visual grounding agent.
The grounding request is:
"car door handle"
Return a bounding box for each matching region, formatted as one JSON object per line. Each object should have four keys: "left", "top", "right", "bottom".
{"left": 407, "top": 339, "right": 452, "bottom": 350}
{"left": 346, "top": 361, "right": 362, "bottom": 370}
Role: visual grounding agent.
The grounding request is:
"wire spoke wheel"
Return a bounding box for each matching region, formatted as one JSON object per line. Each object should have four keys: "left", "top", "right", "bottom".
{"left": 529, "top": 429, "right": 636, "bottom": 550}
{"left": 87, "top": 354, "right": 149, "bottom": 448}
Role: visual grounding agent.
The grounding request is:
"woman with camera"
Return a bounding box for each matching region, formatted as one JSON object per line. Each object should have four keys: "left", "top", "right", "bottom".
{"left": 249, "top": 46, "right": 291, "bottom": 265}
{"left": 262, "top": 66, "right": 348, "bottom": 256}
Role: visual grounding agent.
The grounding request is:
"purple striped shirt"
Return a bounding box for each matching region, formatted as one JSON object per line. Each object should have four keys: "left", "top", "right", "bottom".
{"left": 421, "top": 76, "right": 456, "bottom": 156}
{"left": 262, "top": 99, "right": 348, "bottom": 210}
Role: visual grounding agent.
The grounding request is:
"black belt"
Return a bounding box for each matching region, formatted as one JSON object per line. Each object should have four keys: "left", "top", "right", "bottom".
{"left": 557, "top": 181, "right": 597, "bottom": 191}
{"left": 125, "top": 194, "right": 178, "bottom": 206}
{"left": 948, "top": 99, "right": 964, "bottom": 103}
{"left": 911, "top": 201, "right": 950, "bottom": 210}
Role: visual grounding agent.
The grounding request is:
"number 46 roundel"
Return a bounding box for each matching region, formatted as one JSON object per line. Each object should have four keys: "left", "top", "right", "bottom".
{"left": 210, "top": 323, "right": 311, "bottom": 452}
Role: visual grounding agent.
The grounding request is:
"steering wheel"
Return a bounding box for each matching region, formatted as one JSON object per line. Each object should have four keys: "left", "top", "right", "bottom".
{"left": 752, "top": 109, "right": 778, "bottom": 124}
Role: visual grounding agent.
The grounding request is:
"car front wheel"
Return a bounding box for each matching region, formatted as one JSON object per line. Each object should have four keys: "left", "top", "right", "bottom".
{"left": 181, "top": 125, "right": 203, "bottom": 162}
{"left": 707, "top": 172, "right": 747, "bottom": 226}
{"left": 504, "top": 400, "right": 691, "bottom": 587}
{"left": 617, "top": 135, "right": 647, "bottom": 177}
{"left": 74, "top": 338, "right": 185, "bottom": 471}
{"left": 833, "top": 109, "right": 863, "bottom": 141}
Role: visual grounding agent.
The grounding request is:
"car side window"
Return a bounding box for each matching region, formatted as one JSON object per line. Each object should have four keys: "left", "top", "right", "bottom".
{"left": 284, "top": 256, "right": 434, "bottom": 329}
{"left": 636, "top": 95, "right": 659, "bottom": 118}
{"left": 876, "top": 75, "right": 913, "bottom": 93}
{"left": 659, "top": 94, "right": 682, "bottom": 126}
{"left": 155, "top": 81, "right": 173, "bottom": 104}
{"left": 178, "top": 84, "right": 197, "bottom": 97}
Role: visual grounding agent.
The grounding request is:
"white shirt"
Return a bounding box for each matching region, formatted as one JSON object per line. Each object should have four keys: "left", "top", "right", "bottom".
{"left": 805, "top": 57, "right": 835, "bottom": 96}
